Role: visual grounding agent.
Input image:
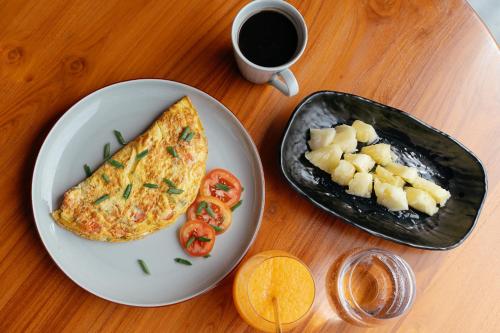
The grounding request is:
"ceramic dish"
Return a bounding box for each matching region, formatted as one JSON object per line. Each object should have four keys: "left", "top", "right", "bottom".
{"left": 280, "top": 91, "right": 486, "bottom": 250}
{"left": 32, "top": 79, "right": 265, "bottom": 306}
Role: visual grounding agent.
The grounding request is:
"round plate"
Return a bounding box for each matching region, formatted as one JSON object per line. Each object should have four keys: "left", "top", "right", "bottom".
{"left": 31, "top": 79, "right": 265, "bottom": 306}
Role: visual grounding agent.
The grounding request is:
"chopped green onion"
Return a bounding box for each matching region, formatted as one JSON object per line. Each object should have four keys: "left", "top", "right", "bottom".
{"left": 94, "top": 194, "right": 109, "bottom": 205}
{"left": 174, "top": 258, "right": 192, "bottom": 266}
{"left": 205, "top": 205, "right": 216, "bottom": 218}
{"left": 215, "top": 183, "right": 230, "bottom": 191}
{"left": 179, "top": 126, "right": 191, "bottom": 140}
{"left": 143, "top": 183, "right": 159, "bottom": 188}
{"left": 162, "top": 178, "right": 176, "bottom": 188}
{"left": 185, "top": 132, "right": 195, "bottom": 142}
{"left": 137, "top": 259, "right": 150, "bottom": 275}
{"left": 198, "top": 236, "right": 211, "bottom": 242}
{"left": 114, "top": 130, "right": 126, "bottom": 145}
{"left": 84, "top": 164, "right": 92, "bottom": 177}
{"left": 211, "top": 225, "right": 223, "bottom": 232}
{"left": 101, "top": 174, "right": 110, "bottom": 183}
{"left": 203, "top": 254, "right": 211, "bottom": 258}
{"left": 103, "top": 143, "right": 111, "bottom": 160}
{"left": 123, "top": 184, "right": 132, "bottom": 199}
{"left": 108, "top": 159, "right": 124, "bottom": 169}
{"left": 196, "top": 201, "right": 207, "bottom": 215}
{"left": 167, "top": 188, "right": 184, "bottom": 194}
{"left": 167, "top": 146, "right": 178, "bottom": 158}
{"left": 136, "top": 149, "right": 149, "bottom": 160}
{"left": 185, "top": 236, "right": 195, "bottom": 249}
{"left": 231, "top": 200, "right": 243, "bottom": 211}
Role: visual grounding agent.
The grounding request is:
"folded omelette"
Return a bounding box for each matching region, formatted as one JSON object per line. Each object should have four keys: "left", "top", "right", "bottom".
{"left": 51, "top": 96, "right": 208, "bottom": 241}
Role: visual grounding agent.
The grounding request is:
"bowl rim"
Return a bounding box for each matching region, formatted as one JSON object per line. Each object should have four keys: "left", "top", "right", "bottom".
{"left": 279, "top": 90, "right": 488, "bottom": 251}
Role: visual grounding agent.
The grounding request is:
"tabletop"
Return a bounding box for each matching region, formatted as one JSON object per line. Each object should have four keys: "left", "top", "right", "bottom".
{"left": 1, "top": 0, "right": 499, "bottom": 332}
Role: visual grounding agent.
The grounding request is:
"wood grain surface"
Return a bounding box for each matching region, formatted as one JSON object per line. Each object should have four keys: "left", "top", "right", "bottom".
{"left": 1, "top": 0, "right": 499, "bottom": 332}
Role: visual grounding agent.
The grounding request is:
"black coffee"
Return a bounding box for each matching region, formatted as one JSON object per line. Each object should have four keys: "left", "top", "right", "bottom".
{"left": 238, "top": 10, "right": 299, "bottom": 67}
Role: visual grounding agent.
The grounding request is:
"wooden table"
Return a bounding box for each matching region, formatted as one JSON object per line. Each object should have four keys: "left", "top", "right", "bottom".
{"left": 1, "top": 0, "right": 499, "bottom": 332}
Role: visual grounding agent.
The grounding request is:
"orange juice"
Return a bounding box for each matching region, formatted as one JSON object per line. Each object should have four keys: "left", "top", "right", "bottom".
{"left": 233, "top": 251, "right": 315, "bottom": 332}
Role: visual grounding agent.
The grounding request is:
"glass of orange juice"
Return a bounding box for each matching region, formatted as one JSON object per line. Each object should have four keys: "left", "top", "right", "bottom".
{"left": 233, "top": 250, "right": 315, "bottom": 332}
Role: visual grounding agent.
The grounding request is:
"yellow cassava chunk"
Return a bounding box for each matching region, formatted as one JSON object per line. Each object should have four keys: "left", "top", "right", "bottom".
{"left": 305, "top": 144, "right": 343, "bottom": 173}
{"left": 331, "top": 160, "right": 356, "bottom": 186}
{"left": 404, "top": 186, "right": 439, "bottom": 215}
{"left": 332, "top": 125, "right": 357, "bottom": 153}
{"left": 344, "top": 153, "right": 376, "bottom": 173}
{"left": 346, "top": 172, "right": 373, "bottom": 198}
{"left": 374, "top": 178, "right": 408, "bottom": 211}
{"left": 308, "top": 128, "right": 336, "bottom": 150}
{"left": 409, "top": 176, "right": 451, "bottom": 206}
{"left": 385, "top": 162, "right": 418, "bottom": 183}
{"left": 361, "top": 143, "right": 392, "bottom": 166}
{"left": 375, "top": 165, "right": 405, "bottom": 187}
{"left": 352, "top": 120, "right": 378, "bottom": 143}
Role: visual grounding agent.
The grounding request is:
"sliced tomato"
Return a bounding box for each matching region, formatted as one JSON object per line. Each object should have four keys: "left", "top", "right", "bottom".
{"left": 201, "top": 169, "right": 242, "bottom": 207}
{"left": 187, "top": 196, "right": 232, "bottom": 234}
{"left": 179, "top": 220, "right": 215, "bottom": 257}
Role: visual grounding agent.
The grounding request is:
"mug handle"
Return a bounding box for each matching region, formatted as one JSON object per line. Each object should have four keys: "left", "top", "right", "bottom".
{"left": 269, "top": 69, "right": 299, "bottom": 96}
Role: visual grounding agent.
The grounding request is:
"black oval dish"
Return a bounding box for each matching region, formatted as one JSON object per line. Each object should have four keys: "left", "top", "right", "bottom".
{"left": 280, "top": 91, "right": 487, "bottom": 250}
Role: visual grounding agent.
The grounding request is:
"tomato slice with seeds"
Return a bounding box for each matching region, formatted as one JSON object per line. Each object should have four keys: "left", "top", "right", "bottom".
{"left": 187, "top": 196, "right": 232, "bottom": 234}
{"left": 201, "top": 169, "right": 242, "bottom": 207}
{"left": 179, "top": 220, "right": 215, "bottom": 257}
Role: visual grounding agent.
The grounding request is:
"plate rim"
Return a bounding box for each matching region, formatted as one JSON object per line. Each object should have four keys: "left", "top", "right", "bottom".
{"left": 31, "top": 78, "right": 265, "bottom": 306}
{"left": 279, "top": 90, "right": 487, "bottom": 251}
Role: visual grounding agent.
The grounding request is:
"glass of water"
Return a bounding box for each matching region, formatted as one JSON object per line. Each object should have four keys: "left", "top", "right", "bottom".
{"left": 327, "top": 248, "right": 416, "bottom": 326}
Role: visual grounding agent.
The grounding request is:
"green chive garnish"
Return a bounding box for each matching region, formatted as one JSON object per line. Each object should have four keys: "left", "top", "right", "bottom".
{"left": 167, "top": 188, "right": 184, "bottom": 194}
{"left": 84, "top": 164, "right": 92, "bottom": 177}
{"left": 167, "top": 146, "right": 178, "bottom": 158}
{"left": 206, "top": 205, "right": 216, "bottom": 218}
{"left": 215, "top": 183, "right": 230, "bottom": 191}
{"left": 143, "top": 183, "right": 159, "bottom": 188}
{"left": 185, "top": 236, "right": 195, "bottom": 249}
{"left": 101, "top": 174, "right": 110, "bottom": 183}
{"left": 114, "top": 130, "right": 126, "bottom": 145}
{"left": 196, "top": 201, "right": 207, "bottom": 215}
{"left": 108, "top": 159, "right": 124, "bottom": 169}
{"left": 198, "top": 236, "right": 211, "bottom": 242}
{"left": 123, "top": 184, "right": 132, "bottom": 199}
{"left": 180, "top": 126, "right": 191, "bottom": 140}
{"left": 103, "top": 143, "right": 111, "bottom": 160}
{"left": 94, "top": 194, "right": 109, "bottom": 205}
{"left": 136, "top": 149, "right": 148, "bottom": 160}
{"left": 203, "top": 254, "right": 211, "bottom": 258}
{"left": 211, "top": 225, "right": 223, "bottom": 232}
{"left": 162, "top": 178, "right": 176, "bottom": 188}
{"left": 174, "top": 258, "right": 192, "bottom": 266}
{"left": 185, "top": 132, "right": 195, "bottom": 142}
{"left": 231, "top": 200, "right": 243, "bottom": 211}
{"left": 137, "top": 259, "right": 150, "bottom": 275}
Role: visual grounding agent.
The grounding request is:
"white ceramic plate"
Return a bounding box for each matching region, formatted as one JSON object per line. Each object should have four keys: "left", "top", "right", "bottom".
{"left": 32, "top": 79, "right": 265, "bottom": 306}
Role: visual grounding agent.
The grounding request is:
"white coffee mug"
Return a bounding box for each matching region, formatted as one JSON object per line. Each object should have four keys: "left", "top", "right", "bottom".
{"left": 231, "top": 0, "right": 308, "bottom": 97}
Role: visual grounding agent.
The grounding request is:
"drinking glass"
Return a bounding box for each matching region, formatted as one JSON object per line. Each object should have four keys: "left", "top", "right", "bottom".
{"left": 233, "top": 250, "right": 315, "bottom": 332}
{"left": 327, "top": 248, "right": 416, "bottom": 327}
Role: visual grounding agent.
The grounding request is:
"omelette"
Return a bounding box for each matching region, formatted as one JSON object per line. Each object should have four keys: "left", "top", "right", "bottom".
{"left": 51, "top": 96, "right": 208, "bottom": 241}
